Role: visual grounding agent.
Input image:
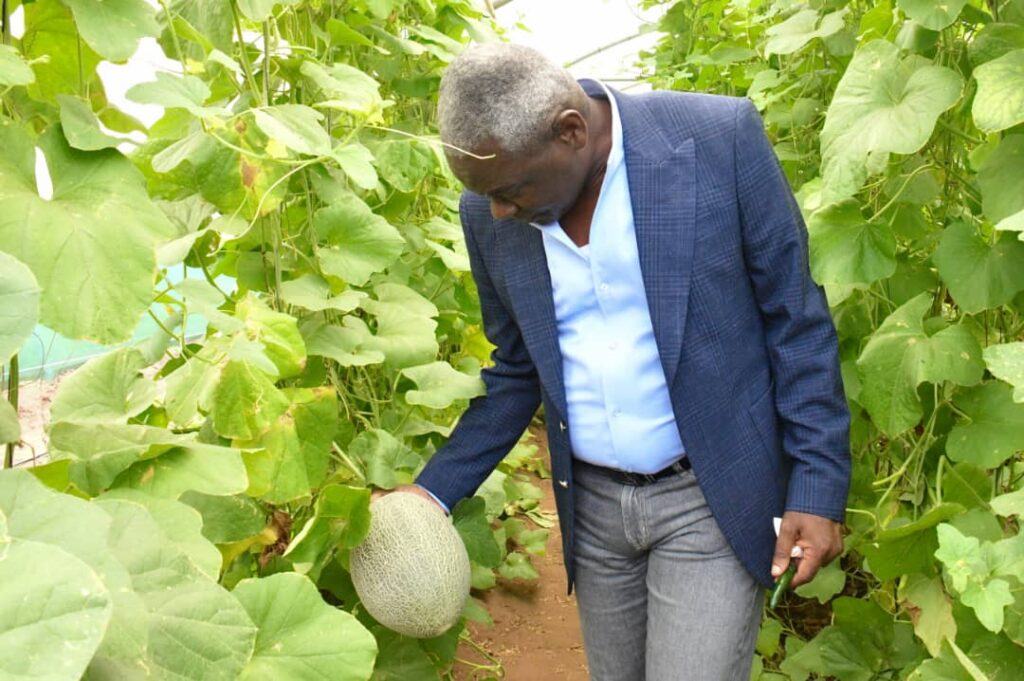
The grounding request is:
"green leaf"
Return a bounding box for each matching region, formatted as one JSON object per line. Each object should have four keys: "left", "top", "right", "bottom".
{"left": 280, "top": 274, "right": 367, "bottom": 313}
{"left": 253, "top": 105, "right": 331, "bottom": 156}
{"left": 756, "top": 617, "right": 784, "bottom": 658}
{"left": 0, "top": 538, "right": 113, "bottom": 681}
{"left": 331, "top": 143, "right": 379, "bottom": 190}
{"left": 764, "top": 8, "right": 848, "bottom": 56}
{"left": 990, "top": 489, "right": 1024, "bottom": 517}
{"left": 126, "top": 71, "right": 229, "bottom": 119}
{"left": 180, "top": 492, "right": 267, "bottom": 544}
{"left": 0, "top": 124, "right": 177, "bottom": 344}
{"left": 240, "top": 388, "right": 337, "bottom": 504}
{"left": 962, "top": 578, "right": 1014, "bottom": 633}
{"left": 50, "top": 347, "right": 157, "bottom": 424}
{"left": 57, "top": 94, "right": 123, "bottom": 150}
{"left": 48, "top": 422, "right": 195, "bottom": 494}
{"left": 347, "top": 429, "right": 420, "bottom": 490}
{"left": 856, "top": 294, "right": 984, "bottom": 435}
{"left": 370, "top": 628, "right": 437, "bottom": 680}
{"left": 0, "top": 400, "right": 18, "bottom": 445}
{"left": 972, "top": 49, "right": 1024, "bottom": 133}
{"left": 62, "top": 0, "right": 159, "bottom": 61}
{"left": 359, "top": 283, "right": 439, "bottom": 369}
{"left": 901, "top": 574, "right": 957, "bottom": 657}
{"left": 0, "top": 44, "right": 34, "bottom": 86}
{"left": 112, "top": 444, "right": 250, "bottom": 498}
{"left": 947, "top": 381, "right": 1024, "bottom": 469}
{"left": 95, "top": 497, "right": 258, "bottom": 679}
{"left": 300, "top": 317, "right": 386, "bottom": 367}
{"left": 314, "top": 192, "right": 406, "bottom": 286}
{"left": 970, "top": 23, "right": 1024, "bottom": 66}
{"left": 497, "top": 551, "right": 539, "bottom": 581}
{"left": 820, "top": 40, "right": 962, "bottom": 204}
{"left": 21, "top": 0, "right": 101, "bottom": 104}
{"left": 897, "top": 0, "right": 968, "bottom": 31}
{"left": 978, "top": 135, "right": 1024, "bottom": 226}
{"left": 808, "top": 201, "right": 897, "bottom": 285}
{"left": 0, "top": 251, "right": 40, "bottom": 364}
{"left": 933, "top": 222, "right": 1024, "bottom": 313}
{"left": 861, "top": 503, "right": 965, "bottom": 580}
{"left": 935, "top": 523, "right": 1013, "bottom": 632}
{"left": 983, "top": 342, "right": 1024, "bottom": 402}
{"left": 235, "top": 295, "right": 307, "bottom": 378}
{"left": 451, "top": 496, "right": 502, "bottom": 568}
{"left": 402, "top": 361, "right": 486, "bottom": 409}
{"left": 300, "top": 61, "right": 383, "bottom": 115}
{"left": 371, "top": 139, "right": 436, "bottom": 193}
{"left": 212, "top": 361, "right": 291, "bottom": 440}
{"left": 908, "top": 639, "right": 989, "bottom": 681}
{"left": 284, "top": 484, "right": 371, "bottom": 573}
{"left": 795, "top": 559, "right": 847, "bottom": 602}
{"left": 99, "top": 489, "right": 222, "bottom": 581}
{"left": 234, "top": 572, "right": 377, "bottom": 681}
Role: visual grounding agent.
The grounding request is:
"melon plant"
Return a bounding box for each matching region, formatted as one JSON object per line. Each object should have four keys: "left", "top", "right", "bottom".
{"left": 351, "top": 492, "right": 471, "bottom": 638}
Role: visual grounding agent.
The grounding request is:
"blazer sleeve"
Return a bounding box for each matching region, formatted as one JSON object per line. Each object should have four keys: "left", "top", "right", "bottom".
{"left": 413, "top": 194, "right": 543, "bottom": 511}
{"left": 733, "top": 98, "right": 851, "bottom": 522}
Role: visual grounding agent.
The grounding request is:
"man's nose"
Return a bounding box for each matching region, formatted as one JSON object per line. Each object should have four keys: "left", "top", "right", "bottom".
{"left": 489, "top": 198, "right": 517, "bottom": 220}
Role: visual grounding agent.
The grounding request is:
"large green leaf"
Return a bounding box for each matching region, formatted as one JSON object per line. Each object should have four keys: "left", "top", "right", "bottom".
{"left": 234, "top": 572, "right": 377, "bottom": 681}
{"left": 300, "top": 316, "right": 386, "bottom": 367}
{"left": 212, "top": 361, "right": 291, "bottom": 440}
{"left": 763, "top": 8, "right": 848, "bottom": 56}
{"left": 856, "top": 294, "right": 984, "bottom": 435}
{"left": 252, "top": 105, "right": 331, "bottom": 156}
{"left": 314, "top": 193, "right": 406, "bottom": 286}
{"left": 359, "top": 283, "right": 439, "bottom": 369}
{"left": 0, "top": 44, "right": 34, "bottom": 86}
{"left": 972, "top": 49, "right": 1024, "bottom": 133}
{"left": 947, "top": 382, "right": 1024, "bottom": 469}
{"left": 820, "top": 40, "right": 962, "bottom": 204}
{"left": 300, "top": 61, "right": 383, "bottom": 115}
{"left": 0, "top": 124, "right": 177, "bottom": 344}
{"left": 62, "top": 0, "right": 159, "bottom": 62}
{"left": 112, "top": 444, "right": 250, "bottom": 498}
{"left": 0, "top": 537, "right": 113, "bottom": 681}
{"left": 897, "top": 0, "right": 968, "bottom": 30}
{"left": 58, "top": 94, "right": 123, "bottom": 151}
{"left": 983, "top": 342, "right": 1024, "bottom": 402}
{"left": 808, "top": 201, "right": 897, "bottom": 285}
{"left": 861, "top": 503, "right": 965, "bottom": 580}
{"left": 935, "top": 524, "right": 1014, "bottom": 633}
{"left": 978, "top": 135, "right": 1024, "bottom": 225}
{"left": 933, "top": 222, "right": 1024, "bottom": 313}
{"left": 235, "top": 295, "right": 307, "bottom": 379}
{"left": 179, "top": 492, "right": 267, "bottom": 544}
{"left": 50, "top": 348, "right": 157, "bottom": 424}
{"left": 126, "top": 72, "right": 229, "bottom": 119}
{"left": 95, "top": 497, "right": 257, "bottom": 680}
{"left": 371, "top": 139, "right": 436, "bottom": 193}
{"left": 238, "top": 387, "right": 337, "bottom": 504}
{"left": 900, "top": 574, "right": 957, "bottom": 657}
{"left": 280, "top": 274, "right": 367, "bottom": 313}
{"left": 0, "top": 251, "right": 40, "bottom": 363}
{"left": 347, "top": 429, "right": 421, "bottom": 490}
{"left": 402, "top": 361, "right": 486, "bottom": 409}
{"left": 451, "top": 496, "right": 502, "bottom": 569}
{"left": 284, "top": 484, "right": 371, "bottom": 573}
{"left": 21, "top": 0, "right": 101, "bottom": 104}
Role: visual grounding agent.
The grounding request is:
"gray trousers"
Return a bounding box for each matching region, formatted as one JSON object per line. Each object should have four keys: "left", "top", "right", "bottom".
{"left": 571, "top": 458, "right": 764, "bottom": 681}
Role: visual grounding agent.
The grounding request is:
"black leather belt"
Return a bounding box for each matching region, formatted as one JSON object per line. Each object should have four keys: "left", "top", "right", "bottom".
{"left": 574, "top": 456, "right": 691, "bottom": 486}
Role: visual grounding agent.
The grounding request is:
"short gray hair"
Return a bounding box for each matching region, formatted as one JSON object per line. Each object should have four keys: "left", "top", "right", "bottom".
{"left": 437, "top": 43, "right": 583, "bottom": 155}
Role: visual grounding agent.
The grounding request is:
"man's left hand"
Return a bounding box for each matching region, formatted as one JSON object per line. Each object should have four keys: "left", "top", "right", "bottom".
{"left": 772, "top": 510, "right": 843, "bottom": 588}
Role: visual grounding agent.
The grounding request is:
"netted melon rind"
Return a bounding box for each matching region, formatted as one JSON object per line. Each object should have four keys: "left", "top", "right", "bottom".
{"left": 350, "top": 492, "right": 471, "bottom": 638}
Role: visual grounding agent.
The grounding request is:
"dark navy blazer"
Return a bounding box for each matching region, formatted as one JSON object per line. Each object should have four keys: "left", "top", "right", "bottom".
{"left": 416, "top": 80, "right": 851, "bottom": 592}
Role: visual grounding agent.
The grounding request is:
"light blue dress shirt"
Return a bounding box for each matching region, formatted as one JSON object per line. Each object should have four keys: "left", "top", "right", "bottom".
{"left": 530, "top": 80, "right": 685, "bottom": 473}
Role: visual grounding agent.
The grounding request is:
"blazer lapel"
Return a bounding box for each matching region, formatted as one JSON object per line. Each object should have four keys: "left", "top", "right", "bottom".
{"left": 615, "top": 86, "right": 697, "bottom": 388}
{"left": 498, "top": 221, "right": 570, "bottom": 422}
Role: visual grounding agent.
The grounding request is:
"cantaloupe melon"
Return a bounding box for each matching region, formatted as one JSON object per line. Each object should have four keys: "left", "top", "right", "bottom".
{"left": 350, "top": 492, "right": 471, "bottom": 638}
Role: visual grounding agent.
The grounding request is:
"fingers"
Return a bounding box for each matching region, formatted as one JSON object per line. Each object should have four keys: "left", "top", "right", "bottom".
{"left": 772, "top": 523, "right": 797, "bottom": 578}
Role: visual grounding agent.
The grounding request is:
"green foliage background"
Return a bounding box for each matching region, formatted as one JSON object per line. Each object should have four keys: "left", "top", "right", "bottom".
{"left": 0, "top": 1, "right": 551, "bottom": 679}
{"left": 2, "top": 0, "right": 1024, "bottom": 679}
{"left": 640, "top": 0, "right": 1024, "bottom": 678}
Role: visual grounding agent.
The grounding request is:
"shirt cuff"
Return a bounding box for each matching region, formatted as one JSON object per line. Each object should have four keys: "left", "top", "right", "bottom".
{"left": 414, "top": 483, "right": 451, "bottom": 515}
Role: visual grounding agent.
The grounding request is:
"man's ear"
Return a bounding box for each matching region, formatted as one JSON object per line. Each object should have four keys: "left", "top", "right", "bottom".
{"left": 553, "top": 109, "right": 588, "bottom": 150}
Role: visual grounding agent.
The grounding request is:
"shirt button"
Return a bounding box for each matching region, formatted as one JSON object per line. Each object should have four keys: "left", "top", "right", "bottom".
{"left": 599, "top": 283, "right": 609, "bottom": 293}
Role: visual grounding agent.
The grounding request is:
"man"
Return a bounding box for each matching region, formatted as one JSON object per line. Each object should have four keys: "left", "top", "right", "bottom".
{"left": 397, "top": 43, "right": 850, "bottom": 680}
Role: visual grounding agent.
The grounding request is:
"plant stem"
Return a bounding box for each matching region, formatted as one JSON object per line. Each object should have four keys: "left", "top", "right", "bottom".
{"left": 5, "top": 354, "right": 18, "bottom": 469}
{"left": 262, "top": 20, "right": 271, "bottom": 106}
{"left": 159, "top": 0, "right": 186, "bottom": 64}
{"left": 1, "top": 0, "right": 10, "bottom": 46}
{"left": 230, "top": 0, "right": 263, "bottom": 100}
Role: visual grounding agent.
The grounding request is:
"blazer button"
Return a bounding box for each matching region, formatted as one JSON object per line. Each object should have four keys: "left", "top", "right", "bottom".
{"left": 558, "top": 479, "right": 568, "bottom": 488}
{"left": 559, "top": 421, "right": 566, "bottom": 433}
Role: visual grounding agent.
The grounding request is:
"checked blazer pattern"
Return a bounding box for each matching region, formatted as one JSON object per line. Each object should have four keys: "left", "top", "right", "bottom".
{"left": 415, "top": 80, "right": 852, "bottom": 592}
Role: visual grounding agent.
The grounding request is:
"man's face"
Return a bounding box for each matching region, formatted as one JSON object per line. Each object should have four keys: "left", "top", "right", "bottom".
{"left": 445, "top": 119, "right": 589, "bottom": 224}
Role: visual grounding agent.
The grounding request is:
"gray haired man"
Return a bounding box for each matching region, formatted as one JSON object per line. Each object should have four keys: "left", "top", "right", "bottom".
{"left": 403, "top": 43, "right": 851, "bottom": 680}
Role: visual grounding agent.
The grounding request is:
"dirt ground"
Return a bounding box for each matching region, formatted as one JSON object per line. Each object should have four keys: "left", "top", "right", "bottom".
{"left": 454, "top": 471, "right": 589, "bottom": 681}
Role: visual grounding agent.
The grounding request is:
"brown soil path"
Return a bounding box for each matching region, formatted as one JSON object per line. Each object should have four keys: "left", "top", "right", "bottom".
{"left": 454, "top": 467, "right": 589, "bottom": 680}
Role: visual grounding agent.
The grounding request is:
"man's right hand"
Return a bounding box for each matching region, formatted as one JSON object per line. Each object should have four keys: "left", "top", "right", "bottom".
{"left": 370, "top": 484, "right": 448, "bottom": 515}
